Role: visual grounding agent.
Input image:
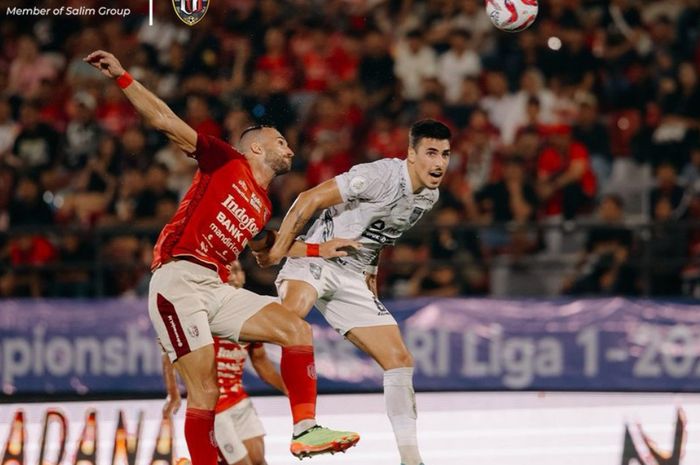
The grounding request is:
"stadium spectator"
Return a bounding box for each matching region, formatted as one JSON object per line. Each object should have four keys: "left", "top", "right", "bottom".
{"left": 476, "top": 156, "right": 539, "bottom": 255}
{"left": 647, "top": 195, "right": 687, "bottom": 295}
{"left": 12, "top": 100, "right": 60, "bottom": 175}
{"left": 0, "top": 97, "right": 18, "bottom": 158}
{"left": 7, "top": 35, "right": 58, "bottom": 100}
{"left": 537, "top": 124, "right": 597, "bottom": 220}
{"left": 573, "top": 94, "right": 612, "bottom": 189}
{"left": 563, "top": 194, "right": 638, "bottom": 296}
{"left": 394, "top": 29, "right": 438, "bottom": 104}
{"left": 8, "top": 176, "right": 53, "bottom": 227}
{"left": 358, "top": 29, "right": 396, "bottom": 109}
{"left": 649, "top": 162, "right": 685, "bottom": 215}
{"left": 63, "top": 92, "right": 102, "bottom": 171}
{"left": 437, "top": 29, "right": 481, "bottom": 105}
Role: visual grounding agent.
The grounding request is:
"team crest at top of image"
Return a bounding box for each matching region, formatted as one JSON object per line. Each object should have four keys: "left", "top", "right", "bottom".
{"left": 172, "top": 0, "right": 209, "bottom": 26}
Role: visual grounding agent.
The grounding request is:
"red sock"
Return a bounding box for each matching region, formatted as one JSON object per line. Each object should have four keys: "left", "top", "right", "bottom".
{"left": 281, "top": 345, "right": 317, "bottom": 423}
{"left": 184, "top": 408, "right": 217, "bottom": 465}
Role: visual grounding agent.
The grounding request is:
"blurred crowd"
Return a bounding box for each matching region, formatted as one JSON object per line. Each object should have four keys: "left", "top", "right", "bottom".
{"left": 1, "top": 0, "right": 699, "bottom": 298}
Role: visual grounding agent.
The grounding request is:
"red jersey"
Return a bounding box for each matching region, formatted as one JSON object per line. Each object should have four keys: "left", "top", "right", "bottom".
{"left": 214, "top": 337, "right": 263, "bottom": 413}
{"left": 537, "top": 142, "right": 597, "bottom": 216}
{"left": 151, "top": 134, "right": 272, "bottom": 282}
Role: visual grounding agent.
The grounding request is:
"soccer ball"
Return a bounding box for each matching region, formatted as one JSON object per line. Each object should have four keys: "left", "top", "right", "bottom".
{"left": 486, "top": 0, "right": 538, "bottom": 32}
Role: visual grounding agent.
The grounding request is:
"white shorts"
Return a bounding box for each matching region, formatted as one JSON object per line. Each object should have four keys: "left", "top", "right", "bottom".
{"left": 275, "top": 257, "right": 397, "bottom": 335}
{"left": 215, "top": 398, "right": 265, "bottom": 464}
{"left": 149, "top": 260, "right": 276, "bottom": 362}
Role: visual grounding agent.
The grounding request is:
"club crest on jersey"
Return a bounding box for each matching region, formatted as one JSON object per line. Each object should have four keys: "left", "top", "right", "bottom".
{"left": 172, "top": 0, "right": 208, "bottom": 26}
{"left": 187, "top": 324, "right": 199, "bottom": 338}
{"left": 408, "top": 207, "right": 425, "bottom": 225}
{"left": 309, "top": 263, "right": 322, "bottom": 280}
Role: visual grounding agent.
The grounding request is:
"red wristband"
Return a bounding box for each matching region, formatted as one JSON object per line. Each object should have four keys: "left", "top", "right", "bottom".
{"left": 306, "top": 243, "right": 320, "bottom": 257}
{"left": 116, "top": 72, "right": 133, "bottom": 89}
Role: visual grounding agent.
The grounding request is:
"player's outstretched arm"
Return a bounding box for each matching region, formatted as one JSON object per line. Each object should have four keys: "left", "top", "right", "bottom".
{"left": 84, "top": 50, "right": 196, "bottom": 153}
{"left": 160, "top": 355, "right": 182, "bottom": 418}
{"left": 249, "top": 344, "right": 288, "bottom": 395}
{"left": 266, "top": 178, "right": 345, "bottom": 264}
{"left": 253, "top": 236, "right": 360, "bottom": 268}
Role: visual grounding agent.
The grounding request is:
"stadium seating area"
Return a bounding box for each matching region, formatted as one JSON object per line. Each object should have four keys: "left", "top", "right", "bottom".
{"left": 1, "top": 0, "right": 699, "bottom": 298}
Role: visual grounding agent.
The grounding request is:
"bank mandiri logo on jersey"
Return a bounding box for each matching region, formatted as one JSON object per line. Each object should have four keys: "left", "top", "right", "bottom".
{"left": 172, "top": 0, "right": 208, "bottom": 25}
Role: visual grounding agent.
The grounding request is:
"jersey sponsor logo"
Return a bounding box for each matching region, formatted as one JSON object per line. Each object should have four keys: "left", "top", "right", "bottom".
{"left": 220, "top": 194, "right": 261, "bottom": 235}
{"left": 373, "top": 297, "right": 390, "bottom": 316}
{"left": 250, "top": 193, "right": 263, "bottom": 213}
{"left": 231, "top": 182, "right": 249, "bottom": 201}
{"left": 349, "top": 175, "right": 368, "bottom": 195}
{"left": 217, "top": 344, "right": 247, "bottom": 360}
{"left": 218, "top": 361, "right": 244, "bottom": 372}
{"left": 360, "top": 229, "right": 394, "bottom": 244}
{"left": 360, "top": 220, "right": 396, "bottom": 245}
{"left": 172, "top": 0, "right": 208, "bottom": 25}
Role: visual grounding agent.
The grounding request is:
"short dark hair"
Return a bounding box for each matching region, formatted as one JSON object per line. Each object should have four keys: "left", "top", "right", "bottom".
{"left": 239, "top": 124, "right": 275, "bottom": 141}
{"left": 409, "top": 119, "right": 451, "bottom": 149}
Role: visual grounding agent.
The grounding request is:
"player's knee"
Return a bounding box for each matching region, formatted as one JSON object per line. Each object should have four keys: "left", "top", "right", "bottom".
{"left": 279, "top": 317, "right": 312, "bottom": 346}
{"left": 247, "top": 450, "right": 265, "bottom": 465}
{"left": 388, "top": 349, "right": 414, "bottom": 369}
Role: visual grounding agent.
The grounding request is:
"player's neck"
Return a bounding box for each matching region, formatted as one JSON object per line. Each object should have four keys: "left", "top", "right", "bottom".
{"left": 249, "top": 162, "right": 275, "bottom": 189}
{"left": 406, "top": 162, "right": 425, "bottom": 193}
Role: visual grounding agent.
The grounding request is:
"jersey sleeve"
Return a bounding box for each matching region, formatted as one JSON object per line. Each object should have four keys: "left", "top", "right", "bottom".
{"left": 335, "top": 160, "right": 393, "bottom": 203}
{"left": 188, "top": 133, "right": 244, "bottom": 172}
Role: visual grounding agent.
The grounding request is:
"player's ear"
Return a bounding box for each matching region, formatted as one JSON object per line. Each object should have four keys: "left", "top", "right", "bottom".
{"left": 250, "top": 142, "right": 263, "bottom": 156}
{"left": 407, "top": 146, "right": 417, "bottom": 163}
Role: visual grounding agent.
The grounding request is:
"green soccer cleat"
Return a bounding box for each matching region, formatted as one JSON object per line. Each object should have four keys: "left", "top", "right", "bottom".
{"left": 290, "top": 425, "right": 360, "bottom": 459}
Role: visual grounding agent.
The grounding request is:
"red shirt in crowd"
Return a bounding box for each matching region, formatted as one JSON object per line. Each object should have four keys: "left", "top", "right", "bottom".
{"left": 538, "top": 141, "right": 597, "bottom": 216}
{"left": 151, "top": 134, "right": 272, "bottom": 282}
{"left": 256, "top": 54, "right": 295, "bottom": 92}
{"left": 214, "top": 337, "right": 262, "bottom": 413}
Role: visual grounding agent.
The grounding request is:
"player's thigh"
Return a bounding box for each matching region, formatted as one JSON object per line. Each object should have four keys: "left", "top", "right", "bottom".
{"left": 275, "top": 258, "right": 325, "bottom": 317}
{"left": 215, "top": 407, "right": 249, "bottom": 465}
{"left": 278, "top": 279, "right": 318, "bottom": 318}
{"left": 237, "top": 301, "right": 311, "bottom": 346}
{"left": 320, "top": 273, "right": 397, "bottom": 336}
{"left": 345, "top": 325, "right": 413, "bottom": 370}
{"left": 209, "top": 286, "right": 279, "bottom": 342}
{"left": 148, "top": 262, "right": 215, "bottom": 362}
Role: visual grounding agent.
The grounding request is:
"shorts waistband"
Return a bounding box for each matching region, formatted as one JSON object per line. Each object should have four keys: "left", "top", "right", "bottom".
{"left": 171, "top": 255, "right": 219, "bottom": 273}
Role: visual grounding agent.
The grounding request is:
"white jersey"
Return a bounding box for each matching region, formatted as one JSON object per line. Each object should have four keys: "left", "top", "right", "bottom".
{"left": 303, "top": 158, "right": 439, "bottom": 274}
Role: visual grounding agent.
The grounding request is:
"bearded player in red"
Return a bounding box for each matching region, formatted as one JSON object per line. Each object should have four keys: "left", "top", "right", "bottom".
{"left": 162, "top": 261, "right": 286, "bottom": 465}
{"left": 85, "top": 50, "right": 360, "bottom": 464}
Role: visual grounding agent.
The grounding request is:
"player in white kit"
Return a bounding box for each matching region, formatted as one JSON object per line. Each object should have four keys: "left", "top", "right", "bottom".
{"left": 257, "top": 120, "right": 451, "bottom": 465}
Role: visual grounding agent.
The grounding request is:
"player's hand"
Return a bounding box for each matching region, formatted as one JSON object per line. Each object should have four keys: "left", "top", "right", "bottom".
{"left": 83, "top": 50, "right": 126, "bottom": 79}
{"left": 365, "top": 273, "right": 378, "bottom": 297}
{"left": 319, "top": 238, "right": 362, "bottom": 259}
{"left": 253, "top": 249, "right": 279, "bottom": 268}
{"left": 162, "top": 394, "right": 181, "bottom": 418}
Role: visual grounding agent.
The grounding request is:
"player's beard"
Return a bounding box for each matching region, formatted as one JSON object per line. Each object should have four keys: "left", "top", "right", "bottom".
{"left": 265, "top": 151, "right": 292, "bottom": 175}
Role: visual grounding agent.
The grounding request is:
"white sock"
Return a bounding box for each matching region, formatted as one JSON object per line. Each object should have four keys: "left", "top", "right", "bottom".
{"left": 384, "top": 367, "right": 423, "bottom": 465}
{"left": 293, "top": 418, "right": 317, "bottom": 437}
